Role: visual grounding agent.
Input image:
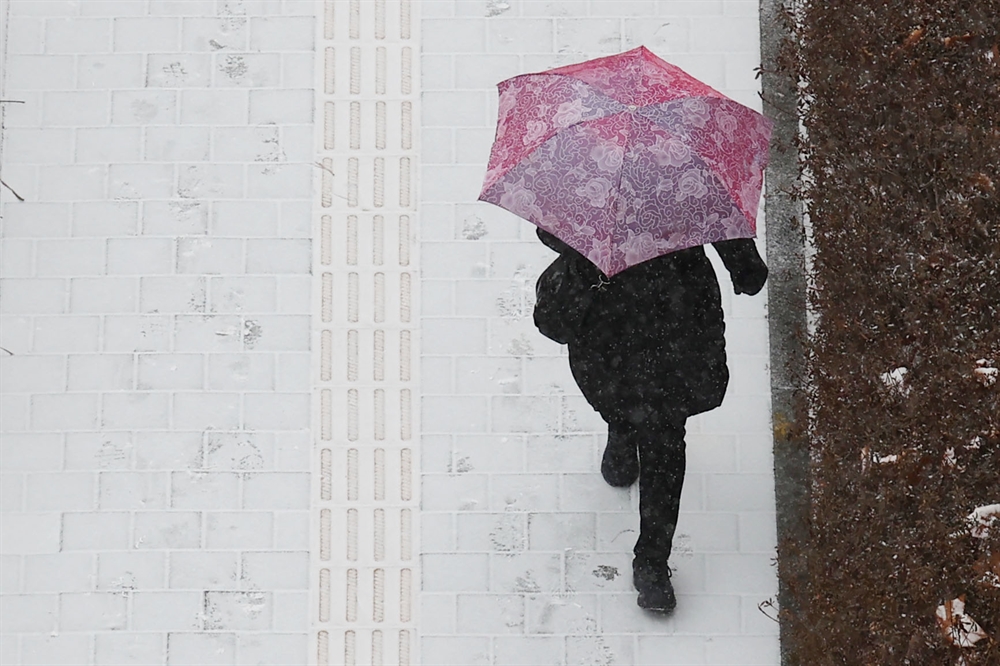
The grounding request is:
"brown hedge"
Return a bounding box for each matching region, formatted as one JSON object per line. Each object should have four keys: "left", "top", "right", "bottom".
{"left": 774, "top": 1, "right": 1000, "bottom": 663}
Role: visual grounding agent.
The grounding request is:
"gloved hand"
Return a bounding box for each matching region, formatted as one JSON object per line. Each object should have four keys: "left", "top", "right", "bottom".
{"left": 732, "top": 261, "right": 768, "bottom": 295}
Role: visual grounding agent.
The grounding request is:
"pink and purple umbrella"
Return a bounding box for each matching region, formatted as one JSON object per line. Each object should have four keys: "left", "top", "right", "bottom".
{"left": 478, "top": 46, "right": 773, "bottom": 277}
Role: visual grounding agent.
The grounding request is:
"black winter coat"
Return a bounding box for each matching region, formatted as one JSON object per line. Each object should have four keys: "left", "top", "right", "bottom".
{"left": 534, "top": 228, "right": 768, "bottom": 427}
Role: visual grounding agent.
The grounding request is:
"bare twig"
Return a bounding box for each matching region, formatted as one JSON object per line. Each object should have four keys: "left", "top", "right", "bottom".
{"left": 0, "top": 178, "right": 25, "bottom": 201}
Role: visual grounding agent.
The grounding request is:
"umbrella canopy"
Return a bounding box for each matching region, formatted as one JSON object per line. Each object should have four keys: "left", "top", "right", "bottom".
{"left": 478, "top": 46, "right": 773, "bottom": 277}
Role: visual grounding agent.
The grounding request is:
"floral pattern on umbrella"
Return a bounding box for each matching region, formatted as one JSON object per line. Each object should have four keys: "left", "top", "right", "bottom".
{"left": 479, "top": 46, "right": 773, "bottom": 277}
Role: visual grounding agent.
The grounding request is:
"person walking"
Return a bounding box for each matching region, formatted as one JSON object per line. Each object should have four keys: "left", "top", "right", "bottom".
{"left": 533, "top": 227, "right": 768, "bottom": 612}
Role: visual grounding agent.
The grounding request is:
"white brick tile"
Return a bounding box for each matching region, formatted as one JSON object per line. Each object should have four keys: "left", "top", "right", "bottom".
{"left": 177, "top": 237, "right": 244, "bottom": 274}
{"left": 421, "top": 512, "right": 455, "bottom": 552}
{"left": 660, "top": 0, "right": 723, "bottom": 14}
{"left": 174, "top": 314, "right": 243, "bottom": 352}
{"left": 36, "top": 239, "right": 107, "bottom": 276}
{"left": 113, "top": 17, "right": 181, "bottom": 52}
{"left": 527, "top": 434, "right": 596, "bottom": 472}
{"left": 673, "top": 594, "right": 742, "bottom": 634}
{"left": 205, "top": 511, "right": 273, "bottom": 550}
{"left": 241, "top": 315, "right": 310, "bottom": 351}
{"left": 45, "top": 17, "right": 112, "bottom": 53}
{"left": 422, "top": 356, "right": 454, "bottom": 393}
{"left": 94, "top": 633, "right": 165, "bottom": 666}
{"left": 140, "top": 276, "right": 207, "bottom": 314}
{"left": 1, "top": 512, "right": 62, "bottom": 554}
{"left": 456, "top": 593, "right": 525, "bottom": 633}
{"left": 241, "top": 391, "right": 308, "bottom": 430}
{"left": 61, "top": 592, "right": 128, "bottom": 630}
{"left": 146, "top": 53, "right": 213, "bottom": 88}
{"left": 454, "top": 434, "right": 524, "bottom": 473}
{"left": 245, "top": 163, "right": 312, "bottom": 199}
{"left": 0, "top": 594, "right": 57, "bottom": 632}
{"left": 99, "top": 471, "right": 169, "bottom": 510}
{"left": 70, "top": 277, "right": 138, "bottom": 313}
{"left": 173, "top": 391, "right": 241, "bottom": 430}
{"left": 168, "top": 551, "right": 239, "bottom": 589}
{"left": 420, "top": 593, "right": 457, "bottom": 634}
{"left": 67, "top": 354, "right": 134, "bottom": 391}
{"left": 62, "top": 511, "right": 131, "bottom": 551}
{"left": 143, "top": 201, "right": 208, "bottom": 236}
{"left": 561, "top": 473, "right": 632, "bottom": 512}
{"left": 236, "top": 634, "right": 308, "bottom": 665}
{"left": 421, "top": 55, "right": 454, "bottom": 89}
{"left": 211, "top": 124, "right": 279, "bottom": 163}
{"left": 37, "top": 165, "right": 107, "bottom": 202}
{"left": 421, "top": 637, "right": 490, "bottom": 666}
{"left": 1, "top": 474, "right": 24, "bottom": 512}
{"left": 0, "top": 240, "right": 33, "bottom": 278}
{"left": 704, "top": 554, "right": 777, "bottom": 595}
{"left": 1, "top": 203, "right": 70, "bottom": 238}
{"left": 244, "top": 238, "right": 310, "bottom": 274}
{"left": 110, "top": 163, "right": 177, "bottom": 201}
{"left": 738, "top": 512, "right": 777, "bottom": 553}
{"left": 423, "top": 242, "right": 490, "bottom": 279}
{"left": 487, "top": 18, "right": 555, "bottom": 53}
{"left": 111, "top": 90, "right": 178, "bottom": 125}
{"left": 594, "top": 512, "right": 637, "bottom": 553}
{"left": 422, "top": 318, "right": 488, "bottom": 355}
{"left": 211, "top": 201, "right": 279, "bottom": 237}
{"left": 681, "top": 512, "right": 740, "bottom": 552}
{"left": 144, "top": 126, "right": 212, "bottom": 162}
{"left": 249, "top": 16, "right": 314, "bottom": 51}
{"left": 4, "top": 128, "right": 74, "bottom": 164}
{"left": 636, "top": 635, "right": 706, "bottom": 664}
{"left": 275, "top": 352, "right": 310, "bottom": 391}
{"left": 131, "top": 591, "right": 203, "bottom": 630}
{"left": 2, "top": 394, "right": 29, "bottom": 431}
{"left": 171, "top": 471, "right": 240, "bottom": 510}
{"left": 423, "top": 90, "right": 489, "bottom": 127}
{"left": 76, "top": 127, "right": 144, "bottom": 164}
{"left": 5, "top": 17, "right": 43, "bottom": 54}
{"left": 23, "top": 553, "right": 94, "bottom": 593}
{"left": 491, "top": 473, "right": 560, "bottom": 511}
{"left": 421, "top": 435, "right": 453, "bottom": 474}
{"left": 456, "top": 512, "right": 527, "bottom": 552}
{"left": 213, "top": 53, "right": 282, "bottom": 88}
{"left": 424, "top": 19, "right": 487, "bottom": 53}
{"left": 705, "top": 635, "right": 780, "bottom": 664}
{"left": 102, "top": 314, "right": 172, "bottom": 353}
{"left": 78, "top": 54, "right": 145, "bottom": 89}
{"left": 421, "top": 473, "right": 488, "bottom": 511}
{"left": 279, "top": 52, "right": 314, "bottom": 87}
{"left": 1, "top": 314, "right": 33, "bottom": 356}
{"left": 25, "top": 472, "right": 95, "bottom": 511}
{"left": 560, "top": 394, "right": 608, "bottom": 433}
{"left": 179, "top": 89, "right": 249, "bottom": 125}
{"left": 166, "top": 632, "right": 236, "bottom": 666}
{"left": 704, "top": 473, "right": 774, "bottom": 512}
{"left": 207, "top": 353, "right": 275, "bottom": 390}
{"left": 181, "top": 17, "right": 249, "bottom": 52}
{"left": 623, "top": 17, "right": 691, "bottom": 52}
{"left": 21, "top": 635, "right": 89, "bottom": 665}
{"left": 565, "top": 551, "right": 633, "bottom": 592}
{"left": 134, "top": 431, "right": 203, "bottom": 470}
{"left": 272, "top": 430, "right": 310, "bottom": 468}
{"left": 273, "top": 511, "right": 309, "bottom": 548}
{"left": 492, "top": 552, "right": 562, "bottom": 594}
{"left": 246, "top": 89, "right": 313, "bottom": 125}
{"left": 240, "top": 551, "right": 309, "bottom": 589}
{"left": 133, "top": 511, "right": 201, "bottom": 550}
{"left": 204, "top": 591, "right": 272, "bottom": 630}
{"left": 423, "top": 395, "right": 489, "bottom": 432}
{"left": 242, "top": 472, "right": 309, "bottom": 510}
{"left": 106, "top": 238, "right": 174, "bottom": 276}
{"left": 31, "top": 392, "right": 100, "bottom": 431}
{"left": 80, "top": 0, "right": 149, "bottom": 16}
{"left": 455, "top": 127, "right": 496, "bottom": 165}
{"left": 0, "top": 278, "right": 67, "bottom": 314}
{"left": 97, "top": 551, "right": 166, "bottom": 591}
{"left": 278, "top": 274, "right": 312, "bottom": 314}
{"left": 421, "top": 128, "right": 454, "bottom": 165}
{"left": 492, "top": 395, "right": 560, "bottom": 433}
{"left": 204, "top": 431, "right": 273, "bottom": 471}
{"left": 528, "top": 512, "right": 596, "bottom": 550}
{"left": 177, "top": 163, "right": 246, "bottom": 199}
{"left": 5, "top": 55, "right": 76, "bottom": 90}
{"left": 272, "top": 592, "right": 307, "bottom": 631}
{"left": 64, "top": 431, "right": 132, "bottom": 470}
{"left": 494, "top": 636, "right": 563, "bottom": 665}
{"left": 0, "top": 355, "right": 66, "bottom": 393}
{"left": 567, "top": 635, "right": 636, "bottom": 666}
{"left": 102, "top": 392, "right": 171, "bottom": 429}
{"left": 74, "top": 201, "right": 140, "bottom": 237}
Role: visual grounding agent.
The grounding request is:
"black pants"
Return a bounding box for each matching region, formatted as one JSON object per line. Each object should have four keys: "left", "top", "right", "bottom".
{"left": 611, "top": 414, "right": 687, "bottom": 582}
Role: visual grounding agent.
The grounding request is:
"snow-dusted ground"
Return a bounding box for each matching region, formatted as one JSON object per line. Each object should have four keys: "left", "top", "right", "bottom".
{"left": 0, "top": 0, "right": 779, "bottom": 664}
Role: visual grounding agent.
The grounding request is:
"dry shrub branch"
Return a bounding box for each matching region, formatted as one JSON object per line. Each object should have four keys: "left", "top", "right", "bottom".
{"left": 775, "top": 1, "right": 1000, "bottom": 663}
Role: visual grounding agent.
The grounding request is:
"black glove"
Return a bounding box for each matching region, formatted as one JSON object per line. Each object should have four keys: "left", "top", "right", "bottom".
{"left": 712, "top": 238, "right": 768, "bottom": 296}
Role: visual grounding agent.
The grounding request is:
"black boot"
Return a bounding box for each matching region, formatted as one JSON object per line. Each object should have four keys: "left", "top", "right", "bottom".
{"left": 601, "top": 423, "right": 639, "bottom": 487}
{"left": 633, "top": 561, "right": 676, "bottom": 613}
